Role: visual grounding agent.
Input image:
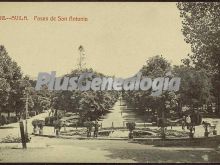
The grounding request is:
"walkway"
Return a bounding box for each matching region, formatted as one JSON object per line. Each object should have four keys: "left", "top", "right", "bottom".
{"left": 99, "top": 99, "right": 145, "bottom": 128}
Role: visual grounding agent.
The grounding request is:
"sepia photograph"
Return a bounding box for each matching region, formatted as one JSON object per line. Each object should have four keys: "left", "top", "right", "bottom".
{"left": 0, "top": 2, "right": 220, "bottom": 163}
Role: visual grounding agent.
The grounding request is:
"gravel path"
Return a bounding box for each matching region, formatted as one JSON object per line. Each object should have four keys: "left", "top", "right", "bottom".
{"left": 0, "top": 136, "right": 220, "bottom": 163}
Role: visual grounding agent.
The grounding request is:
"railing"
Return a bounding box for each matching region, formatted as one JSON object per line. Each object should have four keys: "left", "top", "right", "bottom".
{"left": 99, "top": 121, "right": 155, "bottom": 129}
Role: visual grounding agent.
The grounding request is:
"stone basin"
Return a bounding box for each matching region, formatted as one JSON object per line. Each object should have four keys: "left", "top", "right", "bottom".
{"left": 98, "top": 129, "right": 157, "bottom": 138}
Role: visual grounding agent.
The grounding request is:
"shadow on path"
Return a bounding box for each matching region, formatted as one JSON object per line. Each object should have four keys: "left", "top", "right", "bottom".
{"left": 103, "top": 147, "right": 220, "bottom": 163}
{"left": 0, "top": 126, "right": 16, "bottom": 129}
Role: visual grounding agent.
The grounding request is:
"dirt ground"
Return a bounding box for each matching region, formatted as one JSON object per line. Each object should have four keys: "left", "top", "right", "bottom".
{"left": 0, "top": 136, "right": 220, "bottom": 163}
{"left": 1, "top": 110, "right": 220, "bottom": 163}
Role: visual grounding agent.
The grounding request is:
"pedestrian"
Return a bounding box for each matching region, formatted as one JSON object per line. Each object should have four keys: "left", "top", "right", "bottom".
{"left": 63, "top": 121, "right": 66, "bottom": 132}
{"left": 87, "top": 124, "right": 92, "bottom": 137}
{"left": 181, "top": 115, "right": 186, "bottom": 130}
{"left": 192, "top": 112, "right": 197, "bottom": 132}
{"left": 93, "top": 120, "right": 100, "bottom": 138}
{"left": 157, "top": 117, "right": 160, "bottom": 127}
{"left": 186, "top": 115, "right": 191, "bottom": 129}
{"left": 0, "top": 115, "right": 2, "bottom": 125}
{"left": 86, "top": 118, "right": 93, "bottom": 137}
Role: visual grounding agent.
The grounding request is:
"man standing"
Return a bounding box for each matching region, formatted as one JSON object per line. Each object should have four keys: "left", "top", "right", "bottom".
{"left": 186, "top": 115, "right": 191, "bottom": 129}
{"left": 181, "top": 115, "right": 186, "bottom": 130}
{"left": 86, "top": 118, "right": 93, "bottom": 137}
{"left": 93, "top": 120, "right": 99, "bottom": 138}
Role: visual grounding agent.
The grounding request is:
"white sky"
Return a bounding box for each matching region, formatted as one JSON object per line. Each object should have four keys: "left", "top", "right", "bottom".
{"left": 0, "top": 2, "right": 191, "bottom": 78}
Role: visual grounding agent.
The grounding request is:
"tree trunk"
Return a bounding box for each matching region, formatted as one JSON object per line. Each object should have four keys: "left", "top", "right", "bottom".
{"left": 178, "top": 101, "right": 182, "bottom": 117}
{"left": 55, "top": 109, "right": 58, "bottom": 120}
{"left": 210, "top": 103, "right": 213, "bottom": 114}
{"left": 8, "top": 111, "right": 10, "bottom": 118}
{"left": 15, "top": 109, "right": 19, "bottom": 116}
{"left": 216, "top": 95, "right": 220, "bottom": 117}
{"left": 161, "top": 108, "right": 166, "bottom": 140}
{"left": 218, "top": 95, "right": 220, "bottom": 117}
{"left": 196, "top": 103, "right": 199, "bottom": 112}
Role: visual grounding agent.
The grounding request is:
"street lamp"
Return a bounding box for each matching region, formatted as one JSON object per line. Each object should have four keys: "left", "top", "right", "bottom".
{"left": 21, "top": 87, "right": 29, "bottom": 137}
{"left": 25, "top": 90, "right": 28, "bottom": 136}
{"left": 161, "top": 70, "right": 173, "bottom": 139}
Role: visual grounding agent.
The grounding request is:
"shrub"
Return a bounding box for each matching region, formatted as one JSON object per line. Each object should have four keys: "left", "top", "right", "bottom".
{"left": 29, "top": 111, "right": 36, "bottom": 117}
{"left": 32, "top": 119, "right": 45, "bottom": 129}
{"left": 83, "top": 121, "right": 94, "bottom": 128}
{"left": 38, "top": 120, "right": 45, "bottom": 129}
{"left": 45, "top": 117, "right": 50, "bottom": 125}
{"left": 54, "top": 120, "right": 63, "bottom": 130}
{"left": 126, "top": 122, "right": 136, "bottom": 131}
{"left": 32, "top": 119, "right": 38, "bottom": 128}
{"left": 7, "top": 116, "right": 18, "bottom": 124}
{"left": 45, "top": 116, "right": 56, "bottom": 126}
{"left": 0, "top": 135, "right": 31, "bottom": 143}
{"left": 0, "top": 115, "right": 7, "bottom": 125}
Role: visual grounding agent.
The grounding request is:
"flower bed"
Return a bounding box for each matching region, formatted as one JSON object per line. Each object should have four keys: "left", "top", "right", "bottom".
{"left": 0, "top": 135, "right": 31, "bottom": 143}
{"left": 61, "top": 129, "right": 87, "bottom": 136}
{"left": 59, "top": 127, "right": 189, "bottom": 138}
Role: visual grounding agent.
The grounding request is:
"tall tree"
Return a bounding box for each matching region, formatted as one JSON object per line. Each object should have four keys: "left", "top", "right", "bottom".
{"left": 173, "top": 64, "right": 213, "bottom": 111}
{"left": 123, "top": 55, "right": 175, "bottom": 117}
{"left": 177, "top": 2, "right": 220, "bottom": 115}
{"left": 51, "top": 68, "right": 119, "bottom": 122}
{"left": 0, "top": 45, "right": 23, "bottom": 117}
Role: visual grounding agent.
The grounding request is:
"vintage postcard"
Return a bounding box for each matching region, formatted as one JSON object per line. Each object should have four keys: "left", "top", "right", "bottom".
{"left": 0, "top": 2, "right": 220, "bottom": 163}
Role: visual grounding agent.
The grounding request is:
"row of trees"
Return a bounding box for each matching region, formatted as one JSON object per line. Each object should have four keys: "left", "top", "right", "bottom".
{"left": 123, "top": 55, "right": 213, "bottom": 119}
{"left": 0, "top": 45, "right": 119, "bottom": 123}
{"left": 50, "top": 68, "right": 119, "bottom": 122}
{"left": 0, "top": 45, "right": 51, "bottom": 121}
{"left": 0, "top": 42, "right": 214, "bottom": 124}
{"left": 123, "top": 2, "right": 220, "bottom": 119}
{"left": 1, "top": 2, "right": 219, "bottom": 124}
{"left": 177, "top": 2, "right": 220, "bottom": 116}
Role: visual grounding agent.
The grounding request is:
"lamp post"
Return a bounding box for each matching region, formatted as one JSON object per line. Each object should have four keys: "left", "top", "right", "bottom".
{"left": 161, "top": 71, "right": 173, "bottom": 139}
{"left": 20, "top": 87, "right": 29, "bottom": 148}
{"left": 25, "top": 91, "right": 28, "bottom": 136}
{"left": 21, "top": 87, "right": 29, "bottom": 138}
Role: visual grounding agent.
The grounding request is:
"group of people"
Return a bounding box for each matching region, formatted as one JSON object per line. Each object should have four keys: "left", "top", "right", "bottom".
{"left": 0, "top": 115, "right": 7, "bottom": 126}
{"left": 0, "top": 115, "right": 21, "bottom": 126}
{"left": 86, "top": 120, "right": 100, "bottom": 137}
{"left": 181, "top": 115, "right": 196, "bottom": 132}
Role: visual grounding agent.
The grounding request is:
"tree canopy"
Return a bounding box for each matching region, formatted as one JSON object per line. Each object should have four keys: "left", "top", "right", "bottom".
{"left": 177, "top": 2, "right": 220, "bottom": 97}
{"left": 177, "top": 2, "right": 220, "bottom": 115}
